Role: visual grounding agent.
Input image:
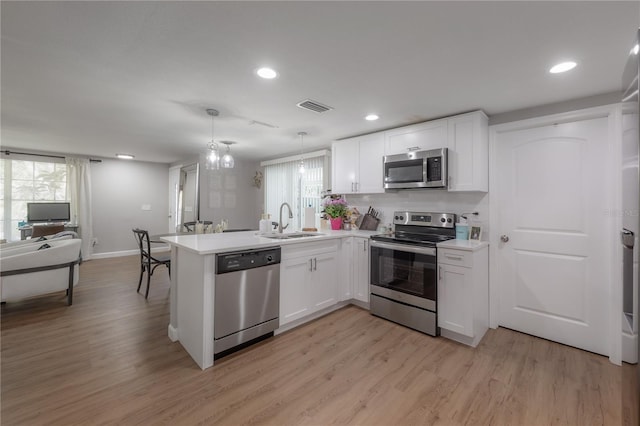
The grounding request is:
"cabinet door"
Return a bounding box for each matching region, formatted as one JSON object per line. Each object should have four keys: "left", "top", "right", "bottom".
{"left": 357, "top": 133, "right": 385, "bottom": 194}
{"left": 339, "top": 237, "right": 354, "bottom": 301}
{"left": 332, "top": 139, "right": 359, "bottom": 194}
{"left": 438, "top": 263, "right": 473, "bottom": 337}
{"left": 280, "top": 256, "right": 312, "bottom": 325}
{"left": 384, "top": 119, "right": 448, "bottom": 156}
{"left": 311, "top": 251, "right": 339, "bottom": 311}
{"left": 447, "top": 111, "right": 488, "bottom": 192}
{"left": 353, "top": 237, "right": 370, "bottom": 303}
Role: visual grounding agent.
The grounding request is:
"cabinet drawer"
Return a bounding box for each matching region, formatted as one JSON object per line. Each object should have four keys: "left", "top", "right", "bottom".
{"left": 438, "top": 249, "right": 472, "bottom": 268}
{"left": 282, "top": 239, "right": 339, "bottom": 260}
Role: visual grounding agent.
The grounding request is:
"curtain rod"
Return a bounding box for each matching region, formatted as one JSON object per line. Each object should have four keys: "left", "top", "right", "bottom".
{"left": 2, "top": 150, "right": 102, "bottom": 163}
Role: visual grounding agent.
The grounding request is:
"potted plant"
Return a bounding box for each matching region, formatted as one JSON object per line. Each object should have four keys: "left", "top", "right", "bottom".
{"left": 322, "top": 196, "right": 348, "bottom": 230}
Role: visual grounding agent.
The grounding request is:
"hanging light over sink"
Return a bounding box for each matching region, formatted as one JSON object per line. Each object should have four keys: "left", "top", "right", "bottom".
{"left": 205, "top": 108, "right": 220, "bottom": 170}
{"left": 298, "top": 131, "right": 307, "bottom": 174}
{"left": 220, "top": 141, "right": 236, "bottom": 169}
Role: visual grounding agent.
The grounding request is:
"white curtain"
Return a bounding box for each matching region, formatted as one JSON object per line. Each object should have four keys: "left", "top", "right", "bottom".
{"left": 66, "top": 158, "right": 93, "bottom": 260}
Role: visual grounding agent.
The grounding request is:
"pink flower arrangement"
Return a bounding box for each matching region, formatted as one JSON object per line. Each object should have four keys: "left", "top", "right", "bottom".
{"left": 322, "top": 196, "right": 348, "bottom": 219}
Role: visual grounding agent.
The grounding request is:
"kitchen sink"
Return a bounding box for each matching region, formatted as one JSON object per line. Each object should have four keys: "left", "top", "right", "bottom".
{"left": 262, "top": 232, "right": 323, "bottom": 240}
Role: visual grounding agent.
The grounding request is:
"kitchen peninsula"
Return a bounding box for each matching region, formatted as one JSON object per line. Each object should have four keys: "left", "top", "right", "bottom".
{"left": 160, "top": 229, "right": 377, "bottom": 369}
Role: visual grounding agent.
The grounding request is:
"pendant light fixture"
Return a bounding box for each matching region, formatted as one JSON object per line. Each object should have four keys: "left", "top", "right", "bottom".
{"left": 206, "top": 109, "right": 220, "bottom": 170}
{"left": 298, "top": 131, "right": 307, "bottom": 174}
{"left": 220, "top": 141, "right": 235, "bottom": 169}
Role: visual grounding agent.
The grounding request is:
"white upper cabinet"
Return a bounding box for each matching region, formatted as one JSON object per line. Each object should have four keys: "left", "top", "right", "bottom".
{"left": 332, "top": 133, "right": 385, "bottom": 194}
{"left": 384, "top": 119, "right": 448, "bottom": 155}
{"left": 447, "top": 111, "right": 489, "bottom": 192}
{"left": 333, "top": 110, "right": 488, "bottom": 194}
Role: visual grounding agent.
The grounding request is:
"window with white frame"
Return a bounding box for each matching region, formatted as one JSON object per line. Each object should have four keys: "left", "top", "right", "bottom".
{"left": 0, "top": 158, "right": 68, "bottom": 241}
{"left": 262, "top": 151, "right": 330, "bottom": 231}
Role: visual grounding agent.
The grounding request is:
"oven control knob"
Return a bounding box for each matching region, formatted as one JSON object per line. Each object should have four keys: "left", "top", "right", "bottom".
{"left": 440, "top": 218, "right": 446, "bottom": 223}
{"left": 447, "top": 218, "right": 452, "bottom": 223}
{"left": 400, "top": 215, "right": 404, "bottom": 221}
{"left": 266, "top": 255, "right": 273, "bottom": 262}
{"left": 394, "top": 215, "right": 399, "bottom": 220}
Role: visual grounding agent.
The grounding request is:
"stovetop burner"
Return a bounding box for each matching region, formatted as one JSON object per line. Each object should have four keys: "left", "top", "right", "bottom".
{"left": 370, "top": 210, "right": 457, "bottom": 247}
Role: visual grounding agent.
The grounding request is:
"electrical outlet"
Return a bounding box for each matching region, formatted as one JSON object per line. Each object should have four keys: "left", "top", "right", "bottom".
{"left": 91, "top": 238, "right": 98, "bottom": 247}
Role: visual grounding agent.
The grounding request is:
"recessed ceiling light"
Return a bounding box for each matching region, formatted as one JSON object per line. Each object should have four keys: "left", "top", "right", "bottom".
{"left": 549, "top": 61, "right": 577, "bottom": 74}
{"left": 365, "top": 114, "right": 379, "bottom": 121}
{"left": 116, "top": 153, "right": 134, "bottom": 160}
{"left": 256, "top": 67, "right": 278, "bottom": 79}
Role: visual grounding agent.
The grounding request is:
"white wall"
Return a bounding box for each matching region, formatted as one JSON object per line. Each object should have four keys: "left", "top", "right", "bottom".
{"left": 91, "top": 159, "right": 169, "bottom": 254}
{"left": 198, "top": 157, "right": 262, "bottom": 231}
{"left": 346, "top": 191, "right": 489, "bottom": 238}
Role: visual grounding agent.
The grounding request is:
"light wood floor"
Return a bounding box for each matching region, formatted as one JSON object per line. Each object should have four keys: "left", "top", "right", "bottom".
{"left": 1, "top": 255, "right": 623, "bottom": 425}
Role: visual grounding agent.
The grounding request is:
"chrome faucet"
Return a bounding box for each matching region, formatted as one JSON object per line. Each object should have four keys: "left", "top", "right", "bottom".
{"left": 278, "top": 202, "right": 293, "bottom": 233}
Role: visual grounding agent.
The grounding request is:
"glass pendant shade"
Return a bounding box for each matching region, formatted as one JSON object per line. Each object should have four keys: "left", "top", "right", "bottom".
{"left": 222, "top": 152, "right": 234, "bottom": 168}
{"left": 221, "top": 142, "right": 235, "bottom": 169}
{"left": 205, "top": 108, "right": 220, "bottom": 170}
{"left": 206, "top": 142, "right": 220, "bottom": 170}
{"left": 298, "top": 131, "right": 307, "bottom": 174}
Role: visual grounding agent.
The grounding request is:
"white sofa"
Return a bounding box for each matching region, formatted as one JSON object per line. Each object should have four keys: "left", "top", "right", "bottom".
{"left": 0, "top": 238, "right": 82, "bottom": 305}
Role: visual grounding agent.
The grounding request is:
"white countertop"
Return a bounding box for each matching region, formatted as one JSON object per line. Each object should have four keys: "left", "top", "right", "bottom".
{"left": 160, "top": 229, "right": 380, "bottom": 255}
{"left": 437, "top": 239, "right": 489, "bottom": 251}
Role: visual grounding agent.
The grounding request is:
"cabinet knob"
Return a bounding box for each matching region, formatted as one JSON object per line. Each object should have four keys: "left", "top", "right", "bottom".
{"left": 500, "top": 235, "right": 509, "bottom": 243}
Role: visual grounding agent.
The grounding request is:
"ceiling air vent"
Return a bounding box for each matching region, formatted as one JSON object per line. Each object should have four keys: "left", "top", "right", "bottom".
{"left": 296, "top": 99, "right": 333, "bottom": 113}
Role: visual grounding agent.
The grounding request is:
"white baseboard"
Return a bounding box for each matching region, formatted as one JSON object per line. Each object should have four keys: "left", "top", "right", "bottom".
{"left": 168, "top": 324, "right": 179, "bottom": 342}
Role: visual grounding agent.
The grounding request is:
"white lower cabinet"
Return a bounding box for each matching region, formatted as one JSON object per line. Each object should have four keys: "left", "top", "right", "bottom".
{"left": 353, "top": 237, "right": 370, "bottom": 303}
{"left": 339, "top": 237, "right": 354, "bottom": 301}
{"left": 310, "top": 251, "right": 339, "bottom": 311}
{"left": 437, "top": 245, "right": 489, "bottom": 347}
{"left": 280, "top": 240, "right": 339, "bottom": 326}
{"left": 438, "top": 263, "right": 473, "bottom": 336}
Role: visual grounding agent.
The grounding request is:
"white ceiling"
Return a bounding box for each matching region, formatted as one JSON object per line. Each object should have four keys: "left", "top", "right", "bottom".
{"left": 2, "top": 1, "right": 639, "bottom": 164}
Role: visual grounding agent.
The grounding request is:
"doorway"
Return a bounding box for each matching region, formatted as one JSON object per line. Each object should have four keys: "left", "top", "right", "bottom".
{"left": 178, "top": 163, "right": 200, "bottom": 231}
{"left": 491, "top": 113, "right": 613, "bottom": 357}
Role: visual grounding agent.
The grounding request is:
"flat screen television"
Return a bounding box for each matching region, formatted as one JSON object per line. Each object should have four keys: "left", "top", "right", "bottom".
{"left": 27, "top": 202, "right": 71, "bottom": 224}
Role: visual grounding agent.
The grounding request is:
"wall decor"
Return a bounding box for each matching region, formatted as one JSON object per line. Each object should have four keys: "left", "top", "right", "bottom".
{"left": 253, "top": 171, "right": 263, "bottom": 189}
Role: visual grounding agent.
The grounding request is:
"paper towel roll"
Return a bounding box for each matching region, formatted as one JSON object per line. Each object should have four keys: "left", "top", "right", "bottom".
{"left": 304, "top": 207, "right": 316, "bottom": 228}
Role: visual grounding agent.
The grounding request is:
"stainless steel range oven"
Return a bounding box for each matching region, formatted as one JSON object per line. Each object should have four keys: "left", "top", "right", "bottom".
{"left": 370, "top": 211, "right": 456, "bottom": 336}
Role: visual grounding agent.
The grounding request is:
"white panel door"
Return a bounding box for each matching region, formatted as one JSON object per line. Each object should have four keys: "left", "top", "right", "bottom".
{"left": 495, "top": 117, "right": 609, "bottom": 356}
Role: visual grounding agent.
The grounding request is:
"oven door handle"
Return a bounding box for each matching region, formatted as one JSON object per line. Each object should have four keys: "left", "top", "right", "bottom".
{"left": 370, "top": 240, "right": 436, "bottom": 256}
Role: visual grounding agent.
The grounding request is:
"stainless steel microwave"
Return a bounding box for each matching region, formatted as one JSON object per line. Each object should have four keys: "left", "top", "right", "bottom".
{"left": 383, "top": 148, "right": 448, "bottom": 189}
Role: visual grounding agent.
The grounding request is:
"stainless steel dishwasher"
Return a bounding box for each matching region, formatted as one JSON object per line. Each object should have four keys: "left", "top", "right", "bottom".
{"left": 214, "top": 246, "right": 281, "bottom": 358}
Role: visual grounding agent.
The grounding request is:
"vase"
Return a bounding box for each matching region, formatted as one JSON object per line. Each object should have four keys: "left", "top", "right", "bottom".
{"left": 330, "top": 218, "right": 342, "bottom": 230}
